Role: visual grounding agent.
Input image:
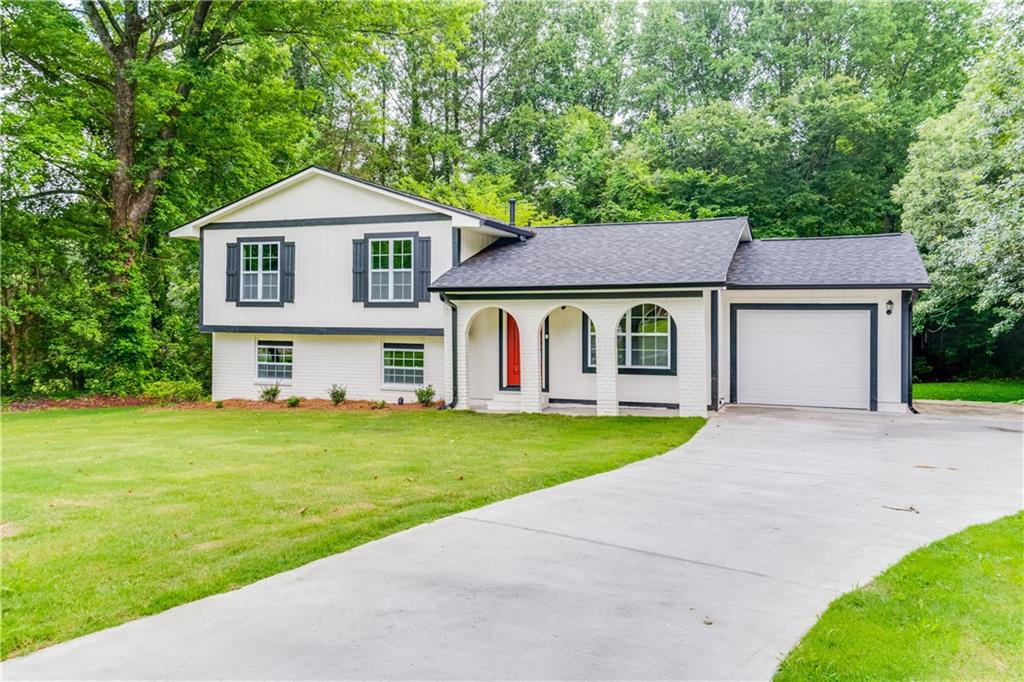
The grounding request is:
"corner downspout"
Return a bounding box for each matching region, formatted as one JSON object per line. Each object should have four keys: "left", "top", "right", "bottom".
{"left": 441, "top": 294, "right": 458, "bottom": 409}
{"left": 908, "top": 290, "right": 918, "bottom": 414}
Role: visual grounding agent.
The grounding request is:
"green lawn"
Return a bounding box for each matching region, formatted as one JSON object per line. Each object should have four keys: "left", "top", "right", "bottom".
{"left": 775, "top": 512, "right": 1024, "bottom": 681}
{"left": 0, "top": 406, "right": 703, "bottom": 659}
{"left": 914, "top": 380, "right": 1024, "bottom": 403}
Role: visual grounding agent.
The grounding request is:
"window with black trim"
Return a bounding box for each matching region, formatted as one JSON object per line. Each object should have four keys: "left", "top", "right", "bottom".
{"left": 382, "top": 343, "right": 424, "bottom": 385}
{"left": 242, "top": 242, "right": 280, "bottom": 302}
{"left": 369, "top": 238, "right": 413, "bottom": 302}
{"left": 585, "top": 304, "right": 675, "bottom": 374}
{"left": 257, "top": 340, "right": 292, "bottom": 379}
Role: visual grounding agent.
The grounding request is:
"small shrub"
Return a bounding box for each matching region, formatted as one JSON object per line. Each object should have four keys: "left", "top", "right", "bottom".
{"left": 142, "top": 379, "right": 205, "bottom": 404}
{"left": 415, "top": 385, "right": 436, "bottom": 406}
{"left": 371, "top": 399, "right": 387, "bottom": 410}
{"left": 286, "top": 396, "right": 301, "bottom": 408}
{"left": 328, "top": 384, "right": 347, "bottom": 405}
{"left": 215, "top": 400, "right": 224, "bottom": 409}
{"left": 260, "top": 384, "right": 281, "bottom": 403}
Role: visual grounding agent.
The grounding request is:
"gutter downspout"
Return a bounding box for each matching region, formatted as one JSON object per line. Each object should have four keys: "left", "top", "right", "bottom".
{"left": 908, "top": 289, "right": 919, "bottom": 414}
{"left": 441, "top": 294, "right": 458, "bottom": 409}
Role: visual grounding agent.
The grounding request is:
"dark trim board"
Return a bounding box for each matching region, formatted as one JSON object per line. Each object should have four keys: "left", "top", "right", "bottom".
{"left": 451, "top": 228, "right": 461, "bottom": 267}
{"left": 901, "top": 291, "right": 912, "bottom": 406}
{"left": 383, "top": 342, "right": 424, "bottom": 350}
{"left": 233, "top": 236, "right": 287, "bottom": 305}
{"left": 710, "top": 290, "right": 719, "bottom": 410}
{"left": 729, "top": 303, "right": 878, "bottom": 411}
{"left": 198, "top": 230, "right": 205, "bottom": 327}
{"left": 543, "top": 316, "right": 550, "bottom": 393}
{"left": 200, "top": 325, "right": 445, "bottom": 336}
{"left": 727, "top": 283, "right": 931, "bottom": 290}
{"left": 497, "top": 310, "right": 520, "bottom": 390}
{"left": 206, "top": 213, "right": 449, "bottom": 230}
{"left": 434, "top": 286, "right": 714, "bottom": 295}
{"left": 442, "top": 290, "right": 704, "bottom": 301}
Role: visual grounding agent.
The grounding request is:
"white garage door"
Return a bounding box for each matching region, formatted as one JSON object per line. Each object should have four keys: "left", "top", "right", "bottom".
{"left": 735, "top": 308, "right": 872, "bottom": 409}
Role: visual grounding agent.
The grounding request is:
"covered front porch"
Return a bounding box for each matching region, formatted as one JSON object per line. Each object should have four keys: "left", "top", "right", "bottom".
{"left": 445, "top": 293, "right": 710, "bottom": 417}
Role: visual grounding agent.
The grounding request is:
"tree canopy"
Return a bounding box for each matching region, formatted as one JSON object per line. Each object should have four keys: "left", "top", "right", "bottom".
{"left": 2, "top": 0, "right": 1020, "bottom": 395}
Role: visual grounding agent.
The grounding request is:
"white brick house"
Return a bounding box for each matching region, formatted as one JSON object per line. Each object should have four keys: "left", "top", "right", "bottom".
{"left": 171, "top": 166, "right": 930, "bottom": 416}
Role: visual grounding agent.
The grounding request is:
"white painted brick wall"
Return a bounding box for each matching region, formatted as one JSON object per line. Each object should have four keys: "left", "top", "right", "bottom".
{"left": 453, "top": 295, "right": 708, "bottom": 417}
{"left": 212, "top": 332, "right": 443, "bottom": 403}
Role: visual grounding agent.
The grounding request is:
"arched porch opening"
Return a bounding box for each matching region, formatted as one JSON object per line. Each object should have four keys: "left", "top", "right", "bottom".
{"left": 465, "top": 306, "right": 522, "bottom": 410}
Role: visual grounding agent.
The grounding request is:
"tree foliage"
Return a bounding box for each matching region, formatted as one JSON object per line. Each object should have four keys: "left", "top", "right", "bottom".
{"left": 2, "top": 0, "right": 1018, "bottom": 395}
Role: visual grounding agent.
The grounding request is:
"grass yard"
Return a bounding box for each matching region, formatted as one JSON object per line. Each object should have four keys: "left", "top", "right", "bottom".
{"left": 0, "top": 406, "right": 703, "bottom": 659}
{"left": 913, "top": 380, "right": 1024, "bottom": 403}
{"left": 775, "top": 512, "right": 1024, "bottom": 681}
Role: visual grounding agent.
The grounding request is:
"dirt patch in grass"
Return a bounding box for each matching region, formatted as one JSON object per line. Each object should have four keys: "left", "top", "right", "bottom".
{"left": 1, "top": 522, "right": 23, "bottom": 539}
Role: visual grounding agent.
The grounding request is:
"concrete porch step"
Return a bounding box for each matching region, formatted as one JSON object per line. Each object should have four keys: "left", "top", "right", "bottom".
{"left": 485, "top": 392, "right": 522, "bottom": 412}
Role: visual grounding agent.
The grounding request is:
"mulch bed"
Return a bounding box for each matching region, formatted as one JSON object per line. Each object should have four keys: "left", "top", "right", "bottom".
{"left": 4, "top": 396, "right": 439, "bottom": 413}
{"left": 4, "top": 395, "right": 156, "bottom": 412}
{"left": 179, "top": 398, "right": 437, "bottom": 411}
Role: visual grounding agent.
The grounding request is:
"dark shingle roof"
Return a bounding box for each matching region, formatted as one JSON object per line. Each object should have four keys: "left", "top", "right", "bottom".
{"left": 726, "top": 233, "right": 930, "bottom": 288}
{"left": 431, "top": 218, "right": 749, "bottom": 290}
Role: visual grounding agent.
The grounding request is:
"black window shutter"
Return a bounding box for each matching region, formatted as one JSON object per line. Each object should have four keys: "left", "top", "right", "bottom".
{"left": 281, "top": 242, "right": 295, "bottom": 303}
{"left": 225, "top": 242, "right": 239, "bottom": 302}
{"left": 415, "top": 236, "right": 431, "bottom": 302}
{"left": 352, "top": 238, "right": 367, "bottom": 302}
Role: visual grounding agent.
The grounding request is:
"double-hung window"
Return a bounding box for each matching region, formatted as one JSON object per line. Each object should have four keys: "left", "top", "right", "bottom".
{"left": 257, "top": 340, "right": 292, "bottom": 380}
{"left": 242, "top": 242, "right": 280, "bottom": 302}
{"left": 585, "top": 304, "right": 673, "bottom": 373}
{"left": 382, "top": 343, "right": 424, "bottom": 385}
{"left": 369, "top": 238, "right": 413, "bottom": 302}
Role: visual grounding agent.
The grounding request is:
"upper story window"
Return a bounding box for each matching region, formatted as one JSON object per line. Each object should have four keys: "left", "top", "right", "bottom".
{"left": 585, "top": 304, "right": 675, "bottom": 374}
{"left": 242, "top": 242, "right": 279, "bottom": 302}
{"left": 370, "top": 238, "right": 413, "bottom": 302}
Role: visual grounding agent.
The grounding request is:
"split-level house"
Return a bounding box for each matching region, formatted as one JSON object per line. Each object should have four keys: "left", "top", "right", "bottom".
{"left": 170, "top": 166, "right": 930, "bottom": 416}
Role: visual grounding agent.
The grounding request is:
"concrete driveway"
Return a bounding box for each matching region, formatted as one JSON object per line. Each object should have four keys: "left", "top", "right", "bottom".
{"left": 7, "top": 405, "right": 1022, "bottom": 680}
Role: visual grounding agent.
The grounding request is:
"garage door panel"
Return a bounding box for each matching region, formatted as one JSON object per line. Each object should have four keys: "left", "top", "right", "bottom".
{"left": 736, "top": 308, "right": 871, "bottom": 410}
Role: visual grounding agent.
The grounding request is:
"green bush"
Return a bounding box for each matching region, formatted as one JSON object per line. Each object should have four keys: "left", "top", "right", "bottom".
{"left": 141, "top": 379, "right": 205, "bottom": 404}
{"left": 260, "top": 384, "right": 280, "bottom": 403}
{"left": 415, "top": 385, "right": 436, "bottom": 406}
{"left": 371, "top": 399, "right": 387, "bottom": 409}
{"left": 328, "top": 385, "right": 346, "bottom": 405}
{"left": 214, "top": 400, "right": 224, "bottom": 409}
{"left": 286, "top": 396, "right": 301, "bottom": 408}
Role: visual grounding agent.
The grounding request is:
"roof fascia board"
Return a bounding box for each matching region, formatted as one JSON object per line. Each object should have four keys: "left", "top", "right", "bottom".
{"left": 724, "top": 280, "right": 933, "bottom": 288}
{"left": 432, "top": 283, "right": 720, "bottom": 294}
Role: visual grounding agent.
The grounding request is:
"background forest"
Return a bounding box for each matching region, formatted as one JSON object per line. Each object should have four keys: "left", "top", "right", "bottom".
{"left": 2, "top": 0, "right": 1022, "bottom": 397}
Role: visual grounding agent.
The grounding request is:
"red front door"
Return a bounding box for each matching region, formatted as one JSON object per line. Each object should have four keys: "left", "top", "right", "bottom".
{"left": 505, "top": 313, "right": 521, "bottom": 387}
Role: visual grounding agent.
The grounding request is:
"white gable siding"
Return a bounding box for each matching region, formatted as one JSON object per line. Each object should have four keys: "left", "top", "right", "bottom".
{"left": 217, "top": 173, "right": 424, "bottom": 223}
{"left": 212, "top": 332, "right": 444, "bottom": 402}
{"left": 459, "top": 229, "right": 498, "bottom": 263}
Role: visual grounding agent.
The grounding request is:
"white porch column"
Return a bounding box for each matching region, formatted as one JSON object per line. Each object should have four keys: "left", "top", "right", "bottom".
{"left": 442, "top": 303, "right": 454, "bottom": 406}
{"left": 453, "top": 301, "right": 475, "bottom": 410}
{"left": 669, "top": 296, "right": 708, "bottom": 417}
{"left": 594, "top": 315, "right": 619, "bottom": 416}
{"left": 516, "top": 309, "right": 545, "bottom": 413}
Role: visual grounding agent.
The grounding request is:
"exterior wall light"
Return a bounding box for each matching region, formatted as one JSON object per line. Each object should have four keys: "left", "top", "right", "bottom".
{"left": 886, "top": 300, "right": 894, "bottom": 316}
